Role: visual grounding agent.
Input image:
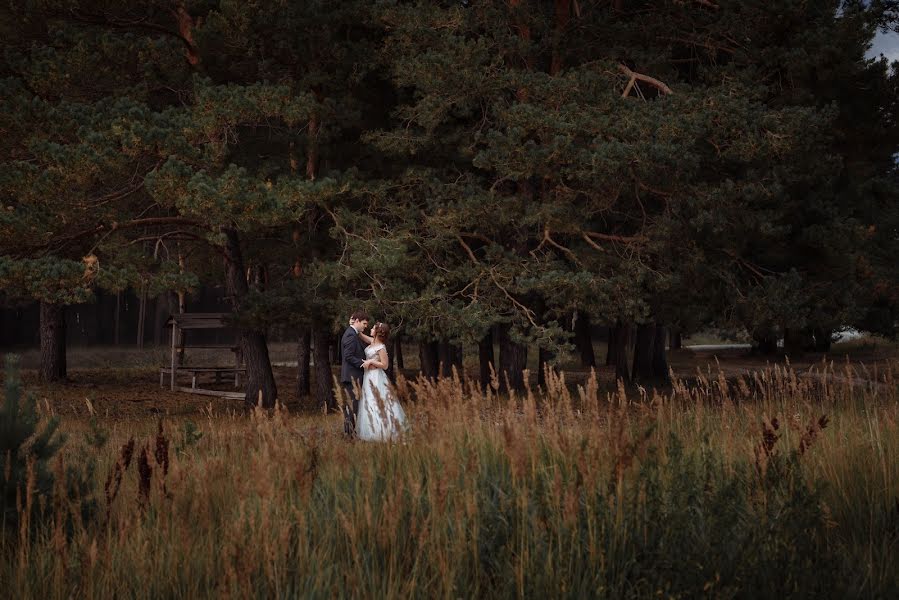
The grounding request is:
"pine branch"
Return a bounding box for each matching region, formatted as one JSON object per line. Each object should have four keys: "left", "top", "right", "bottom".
{"left": 584, "top": 231, "right": 648, "bottom": 244}
{"left": 455, "top": 235, "right": 480, "bottom": 264}
{"left": 52, "top": 217, "right": 207, "bottom": 251}
{"left": 532, "top": 227, "right": 580, "bottom": 265}
{"left": 488, "top": 268, "right": 539, "bottom": 329}
{"left": 64, "top": 9, "right": 198, "bottom": 63}
{"left": 619, "top": 64, "right": 674, "bottom": 97}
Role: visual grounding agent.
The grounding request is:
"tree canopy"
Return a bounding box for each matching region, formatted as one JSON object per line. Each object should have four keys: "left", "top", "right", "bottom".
{"left": 1, "top": 0, "right": 896, "bottom": 404}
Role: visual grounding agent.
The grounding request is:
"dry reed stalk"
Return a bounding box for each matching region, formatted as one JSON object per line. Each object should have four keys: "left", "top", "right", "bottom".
{"left": 137, "top": 444, "right": 152, "bottom": 509}
{"left": 799, "top": 415, "right": 831, "bottom": 456}
{"left": 50, "top": 454, "right": 68, "bottom": 589}
{"left": 154, "top": 420, "right": 171, "bottom": 501}
{"left": 104, "top": 436, "right": 135, "bottom": 515}
{"left": 16, "top": 456, "right": 35, "bottom": 570}
{"left": 754, "top": 415, "right": 780, "bottom": 477}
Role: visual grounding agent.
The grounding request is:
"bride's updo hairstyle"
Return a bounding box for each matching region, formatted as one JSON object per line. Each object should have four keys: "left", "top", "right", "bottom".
{"left": 373, "top": 322, "right": 390, "bottom": 346}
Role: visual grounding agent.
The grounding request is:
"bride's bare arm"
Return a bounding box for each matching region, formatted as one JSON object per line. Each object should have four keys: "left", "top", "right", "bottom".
{"left": 367, "top": 347, "right": 389, "bottom": 370}
{"left": 358, "top": 332, "right": 374, "bottom": 344}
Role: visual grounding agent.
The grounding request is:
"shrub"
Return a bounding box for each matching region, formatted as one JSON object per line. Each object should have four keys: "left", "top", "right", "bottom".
{"left": 0, "top": 355, "right": 64, "bottom": 540}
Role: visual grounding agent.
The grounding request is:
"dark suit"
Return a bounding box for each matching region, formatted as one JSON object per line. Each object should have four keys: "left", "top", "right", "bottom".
{"left": 340, "top": 326, "right": 367, "bottom": 418}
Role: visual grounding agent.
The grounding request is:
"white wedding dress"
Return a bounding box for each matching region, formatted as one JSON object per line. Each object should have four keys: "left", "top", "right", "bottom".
{"left": 356, "top": 344, "right": 409, "bottom": 441}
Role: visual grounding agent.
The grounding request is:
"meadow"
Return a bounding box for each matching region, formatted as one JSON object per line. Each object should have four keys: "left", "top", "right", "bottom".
{"left": 1, "top": 352, "right": 897, "bottom": 599}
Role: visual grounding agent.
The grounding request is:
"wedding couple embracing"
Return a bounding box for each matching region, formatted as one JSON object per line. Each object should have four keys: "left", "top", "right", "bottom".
{"left": 340, "top": 310, "right": 409, "bottom": 441}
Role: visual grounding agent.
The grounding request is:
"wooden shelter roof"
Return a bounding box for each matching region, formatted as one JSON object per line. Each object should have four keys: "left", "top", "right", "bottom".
{"left": 164, "top": 312, "right": 234, "bottom": 330}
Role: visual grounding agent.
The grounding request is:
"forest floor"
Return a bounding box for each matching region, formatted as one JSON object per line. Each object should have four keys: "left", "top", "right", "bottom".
{"left": 1, "top": 335, "right": 897, "bottom": 422}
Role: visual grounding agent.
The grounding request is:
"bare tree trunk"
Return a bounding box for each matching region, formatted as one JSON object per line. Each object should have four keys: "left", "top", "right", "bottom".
{"left": 136, "top": 281, "right": 147, "bottom": 349}
{"left": 113, "top": 291, "right": 121, "bottom": 346}
{"left": 538, "top": 346, "right": 556, "bottom": 387}
{"left": 296, "top": 327, "right": 311, "bottom": 397}
{"left": 438, "top": 340, "right": 463, "bottom": 378}
{"left": 176, "top": 250, "right": 187, "bottom": 356}
{"left": 753, "top": 332, "right": 778, "bottom": 356}
{"left": 312, "top": 326, "right": 335, "bottom": 412}
{"left": 478, "top": 330, "right": 495, "bottom": 390}
{"left": 573, "top": 312, "right": 596, "bottom": 368}
{"left": 332, "top": 331, "right": 342, "bottom": 365}
{"left": 632, "top": 323, "right": 657, "bottom": 382}
{"left": 613, "top": 321, "right": 634, "bottom": 383}
{"left": 172, "top": 286, "right": 187, "bottom": 365}
{"left": 394, "top": 333, "right": 405, "bottom": 370}
{"left": 652, "top": 324, "right": 670, "bottom": 382}
{"left": 550, "top": 0, "right": 571, "bottom": 76}
{"left": 306, "top": 107, "right": 319, "bottom": 180}
{"left": 812, "top": 327, "right": 832, "bottom": 353}
{"left": 670, "top": 329, "right": 682, "bottom": 350}
{"left": 39, "top": 301, "right": 66, "bottom": 382}
{"left": 419, "top": 340, "right": 440, "bottom": 380}
{"left": 174, "top": 2, "right": 200, "bottom": 66}
{"left": 152, "top": 295, "right": 165, "bottom": 346}
{"left": 223, "top": 227, "right": 277, "bottom": 408}
{"left": 783, "top": 327, "right": 807, "bottom": 357}
{"left": 605, "top": 325, "right": 618, "bottom": 366}
{"left": 498, "top": 324, "right": 528, "bottom": 393}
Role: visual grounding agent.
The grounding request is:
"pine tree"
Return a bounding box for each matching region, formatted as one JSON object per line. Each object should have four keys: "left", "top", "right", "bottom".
{"left": 355, "top": 0, "right": 899, "bottom": 384}
{"left": 1, "top": 354, "right": 65, "bottom": 533}
{"left": 0, "top": 3, "right": 193, "bottom": 379}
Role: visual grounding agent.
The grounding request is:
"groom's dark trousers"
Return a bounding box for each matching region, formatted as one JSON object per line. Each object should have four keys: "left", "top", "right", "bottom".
{"left": 340, "top": 326, "right": 366, "bottom": 430}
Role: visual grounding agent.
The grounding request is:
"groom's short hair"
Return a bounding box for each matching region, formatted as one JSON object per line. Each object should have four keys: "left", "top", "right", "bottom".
{"left": 350, "top": 310, "right": 370, "bottom": 322}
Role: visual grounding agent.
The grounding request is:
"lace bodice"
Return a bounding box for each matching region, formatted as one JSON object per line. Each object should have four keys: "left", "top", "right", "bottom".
{"left": 365, "top": 343, "right": 385, "bottom": 359}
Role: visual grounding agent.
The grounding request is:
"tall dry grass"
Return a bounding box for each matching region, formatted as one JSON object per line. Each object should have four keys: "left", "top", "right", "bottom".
{"left": 2, "top": 360, "right": 897, "bottom": 598}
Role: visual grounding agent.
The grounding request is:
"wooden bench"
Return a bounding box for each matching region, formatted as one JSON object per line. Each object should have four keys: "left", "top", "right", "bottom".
{"left": 160, "top": 366, "right": 246, "bottom": 390}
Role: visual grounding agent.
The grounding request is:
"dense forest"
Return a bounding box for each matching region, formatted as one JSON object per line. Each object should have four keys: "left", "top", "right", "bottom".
{"left": 2, "top": 0, "right": 897, "bottom": 409}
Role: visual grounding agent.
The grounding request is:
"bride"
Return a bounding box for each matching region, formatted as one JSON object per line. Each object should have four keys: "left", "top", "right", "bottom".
{"left": 356, "top": 322, "right": 408, "bottom": 441}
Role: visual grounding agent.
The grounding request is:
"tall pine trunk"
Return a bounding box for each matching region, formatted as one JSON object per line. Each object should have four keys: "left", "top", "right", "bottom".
{"left": 538, "top": 346, "right": 556, "bottom": 387}
{"left": 613, "top": 321, "right": 633, "bottom": 383}
{"left": 296, "top": 327, "right": 311, "bottom": 397}
{"left": 113, "top": 291, "right": 121, "bottom": 346}
{"left": 394, "top": 333, "right": 404, "bottom": 370}
{"left": 438, "top": 340, "right": 462, "bottom": 378}
{"left": 783, "top": 327, "right": 808, "bottom": 357}
{"left": 670, "top": 329, "right": 682, "bottom": 350}
{"left": 39, "top": 301, "right": 66, "bottom": 382}
{"left": 753, "top": 332, "right": 778, "bottom": 356}
{"left": 652, "top": 324, "right": 670, "bottom": 382}
{"left": 223, "top": 227, "right": 277, "bottom": 408}
{"left": 498, "top": 325, "right": 528, "bottom": 393}
{"left": 812, "top": 327, "right": 832, "bottom": 352}
{"left": 632, "top": 323, "right": 656, "bottom": 382}
{"left": 605, "top": 325, "right": 618, "bottom": 366}
{"left": 312, "top": 327, "right": 335, "bottom": 411}
{"left": 419, "top": 340, "right": 439, "bottom": 379}
{"left": 478, "top": 330, "right": 495, "bottom": 390}
{"left": 136, "top": 281, "right": 147, "bottom": 349}
{"left": 550, "top": 0, "right": 571, "bottom": 76}
{"left": 332, "top": 332, "right": 342, "bottom": 365}
{"left": 573, "top": 312, "right": 596, "bottom": 368}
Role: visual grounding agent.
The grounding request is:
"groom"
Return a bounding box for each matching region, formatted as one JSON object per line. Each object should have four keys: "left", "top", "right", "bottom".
{"left": 340, "top": 310, "right": 369, "bottom": 436}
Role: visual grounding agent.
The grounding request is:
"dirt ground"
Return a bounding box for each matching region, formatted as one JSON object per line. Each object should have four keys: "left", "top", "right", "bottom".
{"left": 2, "top": 338, "right": 897, "bottom": 422}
